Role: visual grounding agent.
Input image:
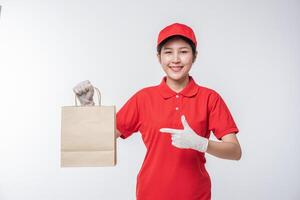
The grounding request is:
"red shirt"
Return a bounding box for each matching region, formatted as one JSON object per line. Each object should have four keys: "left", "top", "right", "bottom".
{"left": 117, "top": 76, "right": 239, "bottom": 200}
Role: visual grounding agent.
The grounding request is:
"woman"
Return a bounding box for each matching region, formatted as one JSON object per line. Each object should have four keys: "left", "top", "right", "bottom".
{"left": 73, "top": 23, "right": 241, "bottom": 200}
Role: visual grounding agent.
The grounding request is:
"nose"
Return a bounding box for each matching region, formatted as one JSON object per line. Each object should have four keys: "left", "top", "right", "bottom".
{"left": 172, "top": 53, "right": 180, "bottom": 63}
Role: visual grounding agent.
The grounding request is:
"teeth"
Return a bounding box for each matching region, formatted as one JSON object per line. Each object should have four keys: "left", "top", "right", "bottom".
{"left": 170, "top": 66, "right": 183, "bottom": 72}
{"left": 170, "top": 66, "right": 183, "bottom": 68}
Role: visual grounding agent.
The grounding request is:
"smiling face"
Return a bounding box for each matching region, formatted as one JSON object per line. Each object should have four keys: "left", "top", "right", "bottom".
{"left": 157, "top": 37, "right": 197, "bottom": 83}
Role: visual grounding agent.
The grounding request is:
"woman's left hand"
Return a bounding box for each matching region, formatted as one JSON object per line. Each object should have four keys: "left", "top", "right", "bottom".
{"left": 160, "top": 115, "right": 209, "bottom": 153}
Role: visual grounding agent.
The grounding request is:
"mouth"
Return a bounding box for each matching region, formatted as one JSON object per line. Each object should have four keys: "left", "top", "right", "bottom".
{"left": 169, "top": 66, "right": 184, "bottom": 72}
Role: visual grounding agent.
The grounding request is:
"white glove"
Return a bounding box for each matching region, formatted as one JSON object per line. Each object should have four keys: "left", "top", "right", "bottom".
{"left": 160, "top": 115, "right": 209, "bottom": 153}
{"left": 73, "top": 80, "right": 95, "bottom": 106}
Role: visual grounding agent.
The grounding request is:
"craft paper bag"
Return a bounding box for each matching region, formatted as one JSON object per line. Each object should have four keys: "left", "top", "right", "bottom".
{"left": 61, "top": 87, "right": 116, "bottom": 167}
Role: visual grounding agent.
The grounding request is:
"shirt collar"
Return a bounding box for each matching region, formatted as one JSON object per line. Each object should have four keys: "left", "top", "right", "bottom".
{"left": 158, "top": 76, "right": 199, "bottom": 99}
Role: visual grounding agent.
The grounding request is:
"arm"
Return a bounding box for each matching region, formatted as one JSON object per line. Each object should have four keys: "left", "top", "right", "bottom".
{"left": 160, "top": 115, "right": 242, "bottom": 160}
{"left": 116, "top": 129, "right": 121, "bottom": 138}
{"left": 206, "top": 133, "right": 242, "bottom": 160}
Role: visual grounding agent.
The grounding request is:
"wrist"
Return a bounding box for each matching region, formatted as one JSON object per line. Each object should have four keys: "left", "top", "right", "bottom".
{"left": 193, "top": 135, "right": 209, "bottom": 153}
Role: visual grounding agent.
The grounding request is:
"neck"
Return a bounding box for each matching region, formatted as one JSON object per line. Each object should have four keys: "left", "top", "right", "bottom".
{"left": 166, "top": 75, "right": 190, "bottom": 93}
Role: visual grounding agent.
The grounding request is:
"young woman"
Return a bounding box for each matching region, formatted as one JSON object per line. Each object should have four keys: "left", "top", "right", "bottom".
{"left": 73, "top": 23, "right": 241, "bottom": 200}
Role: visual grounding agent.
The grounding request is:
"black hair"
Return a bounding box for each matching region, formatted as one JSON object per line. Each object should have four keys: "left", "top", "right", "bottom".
{"left": 157, "top": 35, "right": 197, "bottom": 57}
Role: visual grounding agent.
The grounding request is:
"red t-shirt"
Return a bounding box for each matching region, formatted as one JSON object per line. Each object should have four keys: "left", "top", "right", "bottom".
{"left": 116, "top": 76, "right": 239, "bottom": 200}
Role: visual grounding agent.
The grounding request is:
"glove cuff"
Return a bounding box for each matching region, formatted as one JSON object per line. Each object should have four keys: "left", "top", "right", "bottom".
{"left": 194, "top": 136, "right": 209, "bottom": 153}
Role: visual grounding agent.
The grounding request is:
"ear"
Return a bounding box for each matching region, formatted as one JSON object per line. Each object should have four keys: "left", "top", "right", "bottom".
{"left": 193, "top": 50, "right": 198, "bottom": 63}
{"left": 157, "top": 53, "right": 161, "bottom": 64}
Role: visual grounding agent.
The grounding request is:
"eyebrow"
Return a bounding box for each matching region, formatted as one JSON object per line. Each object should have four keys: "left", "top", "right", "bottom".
{"left": 163, "top": 47, "right": 190, "bottom": 50}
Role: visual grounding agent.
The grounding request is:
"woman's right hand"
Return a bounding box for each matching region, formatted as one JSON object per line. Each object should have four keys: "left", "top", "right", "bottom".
{"left": 73, "top": 80, "right": 95, "bottom": 106}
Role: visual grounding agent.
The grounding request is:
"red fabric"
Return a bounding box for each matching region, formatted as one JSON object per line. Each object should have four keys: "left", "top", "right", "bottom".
{"left": 116, "top": 76, "right": 239, "bottom": 200}
{"left": 157, "top": 23, "right": 197, "bottom": 47}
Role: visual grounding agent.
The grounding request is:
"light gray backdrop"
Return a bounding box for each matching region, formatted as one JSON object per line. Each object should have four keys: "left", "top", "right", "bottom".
{"left": 0, "top": 0, "right": 299, "bottom": 199}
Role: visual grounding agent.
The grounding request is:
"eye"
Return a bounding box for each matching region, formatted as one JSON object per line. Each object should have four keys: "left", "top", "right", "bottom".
{"left": 181, "top": 51, "right": 188, "bottom": 53}
{"left": 164, "top": 51, "right": 172, "bottom": 54}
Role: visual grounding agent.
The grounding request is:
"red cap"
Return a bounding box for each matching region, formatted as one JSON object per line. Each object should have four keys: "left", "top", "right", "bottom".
{"left": 157, "top": 23, "right": 197, "bottom": 48}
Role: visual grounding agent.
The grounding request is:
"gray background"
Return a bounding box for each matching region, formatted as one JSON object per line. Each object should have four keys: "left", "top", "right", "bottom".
{"left": 0, "top": 0, "right": 299, "bottom": 199}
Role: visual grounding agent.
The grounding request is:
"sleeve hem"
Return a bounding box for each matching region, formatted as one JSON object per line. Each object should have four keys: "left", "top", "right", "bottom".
{"left": 118, "top": 129, "right": 132, "bottom": 139}
{"left": 215, "top": 127, "right": 239, "bottom": 140}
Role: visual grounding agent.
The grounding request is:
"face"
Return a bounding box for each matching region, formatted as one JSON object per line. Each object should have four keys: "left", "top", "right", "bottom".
{"left": 157, "top": 38, "right": 196, "bottom": 82}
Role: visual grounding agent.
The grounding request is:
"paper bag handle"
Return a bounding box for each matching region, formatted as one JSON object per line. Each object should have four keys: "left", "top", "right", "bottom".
{"left": 74, "top": 87, "right": 101, "bottom": 106}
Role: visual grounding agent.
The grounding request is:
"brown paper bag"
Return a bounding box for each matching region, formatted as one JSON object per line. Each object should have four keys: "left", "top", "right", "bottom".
{"left": 61, "top": 87, "right": 116, "bottom": 167}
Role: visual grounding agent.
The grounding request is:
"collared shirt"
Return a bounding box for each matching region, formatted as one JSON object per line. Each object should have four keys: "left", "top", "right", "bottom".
{"left": 116, "top": 76, "right": 239, "bottom": 200}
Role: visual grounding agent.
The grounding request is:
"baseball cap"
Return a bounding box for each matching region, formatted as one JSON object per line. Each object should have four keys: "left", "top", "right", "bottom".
{"left": 157, "top": 23, "right": 197, "bottom": 48}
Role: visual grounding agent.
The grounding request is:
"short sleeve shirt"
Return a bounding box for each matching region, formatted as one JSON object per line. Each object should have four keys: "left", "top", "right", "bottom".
{"left": 116, "top": 76, "right": 239, "bottom": 200}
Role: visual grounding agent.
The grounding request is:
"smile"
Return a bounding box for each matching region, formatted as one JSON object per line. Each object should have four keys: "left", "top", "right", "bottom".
{"left": 169, "top": 66, "right": 184, "bottom": 72}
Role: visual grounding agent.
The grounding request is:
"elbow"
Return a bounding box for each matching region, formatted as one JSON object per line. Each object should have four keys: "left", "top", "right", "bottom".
{"left": 234, "top": 145, "right": 242, "bottom": 160}
{"left": 235, "top": 152, "right": 242, "bottom": 161}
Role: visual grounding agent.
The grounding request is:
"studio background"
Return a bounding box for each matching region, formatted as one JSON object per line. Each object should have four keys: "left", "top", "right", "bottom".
{"left": 0, "top": 0, "right": 299, "bottom": 199}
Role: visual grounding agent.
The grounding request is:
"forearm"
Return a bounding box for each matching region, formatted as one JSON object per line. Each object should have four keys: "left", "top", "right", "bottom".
{"left": 206, "top": 140, "right": 242, "bottom": 160}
